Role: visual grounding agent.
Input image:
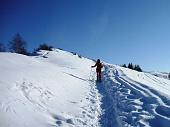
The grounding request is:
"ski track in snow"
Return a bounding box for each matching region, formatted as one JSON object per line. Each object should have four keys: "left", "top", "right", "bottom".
{"left": 97, "top": 65, "right": 170, "bottom": 127}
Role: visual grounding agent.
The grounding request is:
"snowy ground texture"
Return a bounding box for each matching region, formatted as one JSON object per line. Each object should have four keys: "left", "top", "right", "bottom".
{"left": 0, "top": 49, "right": 170, "bottom": 127}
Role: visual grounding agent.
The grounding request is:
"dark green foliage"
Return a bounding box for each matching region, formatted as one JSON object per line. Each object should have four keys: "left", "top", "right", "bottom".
{"left": 127, "top": 63, "right": 142, "bottom": 72}
{"left": 36, "top": 43, "right": 53, "bottom": 51}
{"left": 78, "top": 55, "right": 82, "bottom": 58}
{"left": 9, "top": 33, "right": 27, "bottom": 55}
{"left": 0, "top": 42, "right": 5, "bottom": 52}
{"left": 70, "top": 51, "right": 82, "bottom": 58}
{"left": 168, "top": 73, "right": 170, "bottom": 79}
{"left": 134, "top": 65, "right": 137, "bottom": 70}
{"left": 128, "top": 63, "right": 134, "bottom": 69}
{"left": 71, "top": 52, "right": 76, "bottom": 55}
{"left": 134, "top": 65, "right": 142, "bottom": 72}
{"left": 122, "top": 64, "right": 127, "bottom": 68}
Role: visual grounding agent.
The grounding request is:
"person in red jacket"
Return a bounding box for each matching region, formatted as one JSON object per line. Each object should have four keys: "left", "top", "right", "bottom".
{"left": 91, "top": 59, "right": 103, "bottom": 81}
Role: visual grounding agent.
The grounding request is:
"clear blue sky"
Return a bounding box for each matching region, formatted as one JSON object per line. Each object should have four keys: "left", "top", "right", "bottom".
{"left": 1, "top": 0, "right": 170, "bottom": 72}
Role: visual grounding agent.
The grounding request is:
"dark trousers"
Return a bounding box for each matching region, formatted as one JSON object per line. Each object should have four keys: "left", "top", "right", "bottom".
{"left": 96, "top": 69, "right": 101, "bottom": 81}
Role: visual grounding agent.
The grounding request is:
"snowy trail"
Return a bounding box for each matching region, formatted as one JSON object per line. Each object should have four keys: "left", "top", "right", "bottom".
{"left": 97, "top": 65, "right": 170, "bottom": 127}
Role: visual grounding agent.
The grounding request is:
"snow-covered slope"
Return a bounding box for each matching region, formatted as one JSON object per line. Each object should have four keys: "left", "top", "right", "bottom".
{"left": 149, "top": 71, "right": 169, "bottom": 79}
{"left": 1, "top": 49, "right": 170, "bottom": 127}
{"left": 0, "top": 49, "right": 101, "bottom": 127}
{"left": 99, "top": 65, "right": 170, "bottom": 127}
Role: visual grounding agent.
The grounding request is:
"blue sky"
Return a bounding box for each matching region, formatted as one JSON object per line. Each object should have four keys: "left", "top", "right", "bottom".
{"left": 1, "top": 0, "right": 170, "bottom": 72}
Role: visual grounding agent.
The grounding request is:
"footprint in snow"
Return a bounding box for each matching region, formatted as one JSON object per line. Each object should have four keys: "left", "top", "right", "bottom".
{"left": 51, "top": 114, "right": 74, "bottom": 126}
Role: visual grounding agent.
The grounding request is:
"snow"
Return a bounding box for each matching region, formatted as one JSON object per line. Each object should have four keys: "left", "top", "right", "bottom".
{"left": 0, "top": 49, "right": 101, "bottom": 127}
{"left": 0, "top": 49, "right": 170, "bottom": 127}
{"left": 149, "top": 71, "right": 169, "bottom": 79}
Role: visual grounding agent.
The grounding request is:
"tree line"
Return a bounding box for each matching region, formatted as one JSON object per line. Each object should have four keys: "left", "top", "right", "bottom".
{"left": 121, "top": 63, "right": 143, "bottom": 72}
{"left": 1, "top": 33, "right": 170, "bottom": 78}
{"left": 0, "top": 33, "right": 53, "bottom": 54}
{"left": 122, "top": 63, "right": 170, "bottom": 79}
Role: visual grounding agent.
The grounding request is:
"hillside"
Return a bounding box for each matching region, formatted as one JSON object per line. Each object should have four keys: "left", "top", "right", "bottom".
{"left": 0, "top": 49, "right": 170, "bottom": 127}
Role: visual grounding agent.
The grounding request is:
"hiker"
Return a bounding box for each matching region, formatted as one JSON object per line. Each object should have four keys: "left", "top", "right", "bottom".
{"left": 91, "top": 59, "right": 103, "bottom": 81}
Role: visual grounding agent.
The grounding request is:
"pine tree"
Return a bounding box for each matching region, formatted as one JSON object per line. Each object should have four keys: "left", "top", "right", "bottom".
{"left": 36, "top": 43, "right": 53, "bottom": 51}
{"left": 128, "top": 63, "right": 133, "bottom": 69}
{"left": 122, "top": 64, "right": 127, "bottom": 68}
{"left": 168, "top": 73, "right": 170, "bottom": 79}
{"left": 9, "top": 33, "right": 27, "bottom": 55}
{"left": 128, "top": 63, "right": 130, "bottom": 69}
{"left": 134, "top": 65, "right": 142, "bottom": 72}
{"left": 134, "top": 65, "right": 137, "bottom": 70}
